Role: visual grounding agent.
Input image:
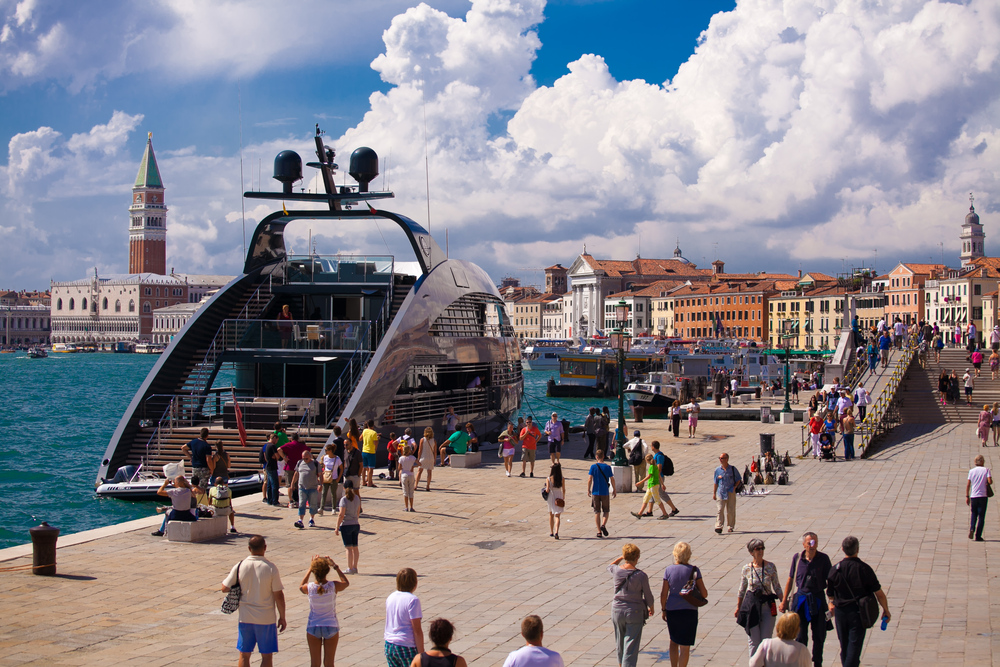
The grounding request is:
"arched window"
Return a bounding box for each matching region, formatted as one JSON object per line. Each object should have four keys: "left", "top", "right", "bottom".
{"left": 69, "top": 298, "right": 75, "bottom": 310}
{"left": 102, "top": 297, "right": 108, "bottom": 310}
{"left": 82, "top": 298, "right": 87, "bottom": 310}
{"left": 115, "top": 300, "right": 121, "bottom": 312}
{"left": 143, "top": 302, "right": 151, "bottom": 313}
{"left": 129, "top": 300, "right": 135, "bottom": 312}
{"left": 57, "top": 299, "right": 62, "bottom": 310}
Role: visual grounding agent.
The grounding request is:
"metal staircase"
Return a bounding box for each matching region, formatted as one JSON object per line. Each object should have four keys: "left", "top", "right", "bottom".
{"left": 179, "top": 279, "right": 272, "bottom": 395}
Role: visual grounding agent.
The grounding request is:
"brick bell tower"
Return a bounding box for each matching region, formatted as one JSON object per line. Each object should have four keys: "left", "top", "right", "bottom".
{"left": 129, "top": 133, "right": 167, "bottom": 274}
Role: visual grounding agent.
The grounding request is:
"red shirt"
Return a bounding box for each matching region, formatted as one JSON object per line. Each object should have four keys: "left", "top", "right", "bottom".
{"left": 279, "top": 440, "right": 309, "bottom": 471}
{"left": 519, "top": 425, "right": 540, "bottom": 450}
{"left": 809, "top": 417, "right": 823, "bottom": 434}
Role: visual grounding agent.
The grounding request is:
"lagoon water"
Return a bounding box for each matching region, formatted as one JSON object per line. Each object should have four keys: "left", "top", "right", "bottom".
{"left": 0, "top": 354, "right": 600, "bottom": 549}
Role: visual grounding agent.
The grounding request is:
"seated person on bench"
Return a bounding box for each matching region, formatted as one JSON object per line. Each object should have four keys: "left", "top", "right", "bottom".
{"left": 439, "top": 422, "right": 478, "bottom": 465}
{"left": 151, "top": 475, "right": 198, "bottom": 537}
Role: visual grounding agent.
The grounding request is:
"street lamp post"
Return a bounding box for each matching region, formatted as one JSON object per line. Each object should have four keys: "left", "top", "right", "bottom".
{"left": 781, "top": 319, "right": 793, "bottom": 414}
{"left": 611, "top": 298, "right": 632, "bottom": 466}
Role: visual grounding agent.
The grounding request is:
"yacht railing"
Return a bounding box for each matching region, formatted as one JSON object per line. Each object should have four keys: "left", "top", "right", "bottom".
{"left": 857, "top": 336, "right": 918, "bottom": 457}
{"left": 323, "top": 295, "right": 393, "bottom": 427}
{"left": 222, "top": 319, "right": 371, "bottom": 351}
{"left": 281, "top": 254, "right": 394, "bottom": 286}
{"left": 383, "top": 388, "right": 489, "bottom": 426}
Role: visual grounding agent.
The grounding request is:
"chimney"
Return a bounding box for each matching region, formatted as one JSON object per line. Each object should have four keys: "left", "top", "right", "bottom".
{"left": 797, "top": 269, "right": 802, "bottom": 279}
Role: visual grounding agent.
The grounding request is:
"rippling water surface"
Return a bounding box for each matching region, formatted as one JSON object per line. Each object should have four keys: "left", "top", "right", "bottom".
{"left": 0, "top": 352, "right": 157, "bottom": 549}
{"left": 0, "top": 354, "right": 615, "bottom": 549}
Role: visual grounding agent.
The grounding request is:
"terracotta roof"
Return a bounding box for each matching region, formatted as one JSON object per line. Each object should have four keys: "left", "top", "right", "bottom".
{"left": 582, "top": 254, "right": 712, "bottom": 278}
{"left": 898, "top": 263, "right": 947, "bottom": 275}
{"left": 544, "top": 264, "right": 566, "bottom": 271}
{"left": 713, "top": 272, "right": 798, "bottom": 282}
{"left": 971, "top": 257, "right": 1000, "bottom": 271}
{"left": 800, "top": 272, "right": 836, "bottom": 281}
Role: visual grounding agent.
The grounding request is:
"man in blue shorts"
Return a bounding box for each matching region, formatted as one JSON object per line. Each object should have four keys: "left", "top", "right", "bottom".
{"left": 587, "top": 449, "right": 616, "bottom": 538}
{"left": 222, "top": 535, "right": 286, "bottom": 667}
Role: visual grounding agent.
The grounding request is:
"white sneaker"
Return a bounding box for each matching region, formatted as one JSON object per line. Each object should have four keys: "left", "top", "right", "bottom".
{"left": 506, "top": 471, "right": 511, "bottom": 477}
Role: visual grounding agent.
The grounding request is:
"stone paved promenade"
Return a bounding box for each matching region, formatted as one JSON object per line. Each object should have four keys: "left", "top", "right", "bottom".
{"left": 1, "top": 418, "right": 998, "bottom": 666}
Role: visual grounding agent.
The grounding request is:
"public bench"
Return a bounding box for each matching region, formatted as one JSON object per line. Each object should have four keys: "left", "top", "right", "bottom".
{"left": 450, "top": 451, "right": 482, "bottom": 468}
{"left": 166, "top": 515, "right": 229, "bottom": 542}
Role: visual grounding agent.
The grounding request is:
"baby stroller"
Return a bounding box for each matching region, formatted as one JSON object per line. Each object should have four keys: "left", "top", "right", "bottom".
{"left": 818, "top": 432, "right": 837, "bottom": 461}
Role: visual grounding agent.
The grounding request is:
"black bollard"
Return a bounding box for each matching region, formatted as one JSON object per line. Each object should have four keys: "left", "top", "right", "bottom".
{"left": 28, "top": 522, "right": 59, "bottom": 576}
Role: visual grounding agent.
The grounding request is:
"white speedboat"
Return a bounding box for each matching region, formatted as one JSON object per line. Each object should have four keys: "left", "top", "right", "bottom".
{"left": 522, "top": 339, "right": 573, "bottom": 370}
{"left": 96, "top": 465, "right": 264, "bottom": 501}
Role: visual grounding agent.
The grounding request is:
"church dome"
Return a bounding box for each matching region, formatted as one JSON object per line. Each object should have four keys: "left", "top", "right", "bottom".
{"left": 967, "top": 204, "right": 980, "bottom": 226}
{"left": 672, "top": 240, "right": 692, "bottom": 265}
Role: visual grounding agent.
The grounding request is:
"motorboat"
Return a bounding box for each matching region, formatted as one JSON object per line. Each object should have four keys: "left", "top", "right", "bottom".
{"left": 134, "top": 343, "right": 165, "bottom": 354}
{"left": 51, "top": 343, "right": 77, "bottom": 353}
{"left": 27, "top": 346, "right": 48, "bottom": 358}
{"left": 624, "top": 371, "right": 685, "bottom": 418}
{"left": 522, "top": 339, "right": 573, "bottom": 370}
{"left": 96, "top": 464, "right": 264, "bottom": 501}
{"left": 97, "top": 125, "right": 522, "bottom": 489}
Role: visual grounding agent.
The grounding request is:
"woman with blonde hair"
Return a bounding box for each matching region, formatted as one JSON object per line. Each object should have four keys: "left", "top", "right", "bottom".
{"left": 660, "top": 541, "right": 708, "bottom": 667}
{"left": 299, "top": 555, "right": 350, "bottom": 667}
{"left": 748, "top": 612, "right": 810, "bottom": 666}
{"left": 415, "top": 427, "right": 435, "bottom": 491}
{"left": 607, "top": 543, "right": 654, "bottom": 667}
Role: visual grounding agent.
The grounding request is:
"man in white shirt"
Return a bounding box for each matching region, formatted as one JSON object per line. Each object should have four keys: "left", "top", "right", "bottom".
{"left": 503, "top": 615, "right": 563, "bottom": 667}
{"left": 967, "top": 455, "right": 993, "bottom": 541}
{"left": 222, "top": 535, "right": 286, "bottom": 667}
{"left": 892, "top": 318, "right": 906, "bottom": 349}
{"left": 624, "top": 430, "right": 651, "bottom": 487}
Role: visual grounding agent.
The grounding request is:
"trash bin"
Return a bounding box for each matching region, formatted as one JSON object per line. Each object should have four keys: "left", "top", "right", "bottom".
{"left": 759, "top": 433, "right": 775, "bottom": 457}
{"left": 29, "top": 522, "right": 59, "bottom": 576}
{"left": 759, "top": 406, "right": 771, "bottom": 424}
{"left": 755, "top": 386, "right": 762, "bottom": 399}
{"left": 634, "top": 406, "right": 644, "bottom": 422}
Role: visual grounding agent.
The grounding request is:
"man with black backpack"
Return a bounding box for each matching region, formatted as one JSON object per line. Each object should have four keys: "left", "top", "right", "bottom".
{"left": 826, "top": 536, "right": 891, "bottom": 667}
{"left": 651, "top": 441, "right": 680, "bottom": 517}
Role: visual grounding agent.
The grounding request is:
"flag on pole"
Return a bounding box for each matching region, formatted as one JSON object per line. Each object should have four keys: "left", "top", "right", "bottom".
{"left": 232, "top": 387, "right": 247, "bottom": 447}
{"left": 282, "top": 201, "right": 289, "bottom": 215}
{"left": 367, "top": 202, "right": 377, "bottom": 214}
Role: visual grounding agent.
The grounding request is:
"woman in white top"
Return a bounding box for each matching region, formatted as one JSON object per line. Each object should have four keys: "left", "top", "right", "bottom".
{"left": 415, "top": 427, "right": 435, "bottom": 492}
{"left": 320, "top": 444, "right": 342, "bottom": 516}
{"left": 299, "top": 555, "right": 350, "bottom": 667}
{"left": 749, "top": 612, "right": 810, "bottom": 667}
{"left": 545, "top": 463, "right": 566, "bottom": 540}
{"left": 398, "top": 445, "right": 417, "bottom": 512}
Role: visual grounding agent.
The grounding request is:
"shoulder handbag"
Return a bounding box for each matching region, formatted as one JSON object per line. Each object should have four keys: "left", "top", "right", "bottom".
{"left": 541, "top": 486, "right": 549, "bottom": 501}
{"left": 732, "top": 466, "right": 745, "bottom": 494}
{"left": 836, "top": 563, "right": 880, "bottom": 629}
{"left": 221, "top": 559, "right": 244, "bottom": 614}
{"left": 679, "top": 565, "right": 707, "bottom": 607}
{"left": 988, "top": 481, "right": 995, "bottom": 498}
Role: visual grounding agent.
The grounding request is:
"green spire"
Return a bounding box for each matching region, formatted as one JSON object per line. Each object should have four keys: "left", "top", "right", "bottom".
{"left": 134, "top": 132, "right": 163, "bottom": 189}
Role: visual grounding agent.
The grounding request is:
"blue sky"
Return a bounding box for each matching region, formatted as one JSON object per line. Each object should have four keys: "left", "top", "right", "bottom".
{"left": 0, "top": 0, "right": 997, "bottom": 290}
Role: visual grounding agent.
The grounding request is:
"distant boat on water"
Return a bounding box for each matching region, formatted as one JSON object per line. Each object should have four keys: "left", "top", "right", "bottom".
{"left": 51, "top": 343, "right": 77, "bottom": 353}
{"left": 27, "top": 346, "right": 48, "bottom": 358}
